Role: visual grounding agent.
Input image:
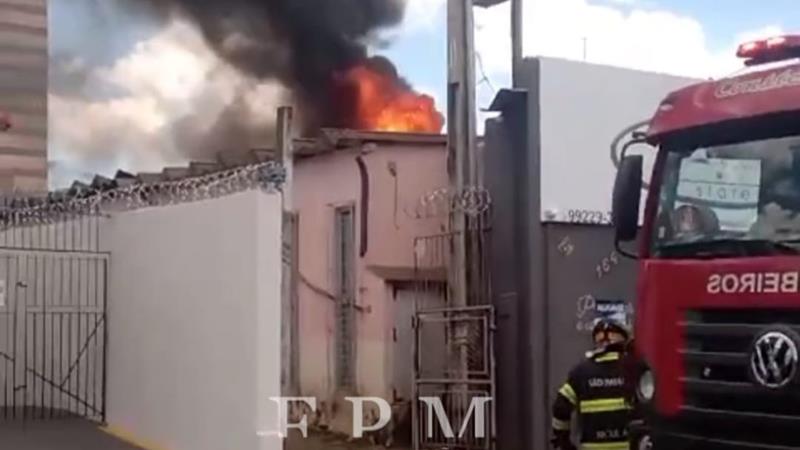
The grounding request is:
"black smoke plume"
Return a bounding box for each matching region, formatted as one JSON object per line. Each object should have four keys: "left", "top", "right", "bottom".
{"left": 135, "top": 0, "right": 407, "bottom": 132}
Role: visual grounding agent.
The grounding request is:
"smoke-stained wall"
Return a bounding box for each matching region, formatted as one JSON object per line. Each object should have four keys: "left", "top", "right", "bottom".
{"left": 0, "top": 0, "right": 48, "bottom": 191}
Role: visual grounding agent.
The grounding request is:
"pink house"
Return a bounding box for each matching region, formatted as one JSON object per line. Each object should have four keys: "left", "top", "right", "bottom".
{"left": 291, "top": 130, "right": 448, "bottom": 432}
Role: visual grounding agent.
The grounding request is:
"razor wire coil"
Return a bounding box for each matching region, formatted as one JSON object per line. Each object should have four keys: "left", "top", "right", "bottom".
{"left": 406, "top": 186, "right": 492, "bottom": 219}
{"left": 0, "top": 161, "right": 286, "bottom": 229}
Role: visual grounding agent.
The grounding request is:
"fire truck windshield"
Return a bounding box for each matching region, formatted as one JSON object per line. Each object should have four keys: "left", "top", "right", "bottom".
{"left": 652, "top": 134, "right": 800, "bottom": 257}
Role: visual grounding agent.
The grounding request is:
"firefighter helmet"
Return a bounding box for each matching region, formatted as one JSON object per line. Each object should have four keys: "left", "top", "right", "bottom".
{"left": 592, "top": 316, "right": 630, "bottom": 341}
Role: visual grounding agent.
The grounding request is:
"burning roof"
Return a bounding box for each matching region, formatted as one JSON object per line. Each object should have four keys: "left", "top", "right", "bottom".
{"left": 333, "top": 59, "right": 444, "bottom": 133}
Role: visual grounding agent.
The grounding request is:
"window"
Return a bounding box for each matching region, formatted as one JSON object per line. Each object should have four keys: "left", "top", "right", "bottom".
{"left": 652, "top": 134, "right": 800, "bottom": 257}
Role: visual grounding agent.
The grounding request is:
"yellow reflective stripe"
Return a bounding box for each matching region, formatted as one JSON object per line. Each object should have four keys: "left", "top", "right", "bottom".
{"left": 559, "top": 383, "right": 577, "bottom": 404}
{"left": 595, "top": 352, "right": 620, "bottom": 362}
{"left": 552, "top": 417, "right": 570, "bottom": 431}
{"left": 579, "top": 398, "right": 629, "bottom": 413}
{"left": 582, "top": 441, "right": 629, "bottom": 450}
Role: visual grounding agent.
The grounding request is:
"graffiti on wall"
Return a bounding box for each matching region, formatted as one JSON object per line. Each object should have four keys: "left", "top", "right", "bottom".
{"left": 557, "top": 236, "right": 575, "bottom": 256}
{"left": 556, "top": 232, "right": 634, "bottom": 333}
{"left": 595, "top": 250, "right": 620, "bottom": 280}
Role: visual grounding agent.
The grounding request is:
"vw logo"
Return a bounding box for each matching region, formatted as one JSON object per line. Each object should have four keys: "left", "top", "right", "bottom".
{"left": 750, "top": 330, "right": 800, "bottom": 389}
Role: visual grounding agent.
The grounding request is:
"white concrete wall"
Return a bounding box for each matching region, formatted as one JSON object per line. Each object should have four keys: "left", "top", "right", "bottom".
{"left": 537, "top": 57, "right": 698, "bottom": 223}
{"left": 102, "top": 190, "right": 283, "bottom": 450}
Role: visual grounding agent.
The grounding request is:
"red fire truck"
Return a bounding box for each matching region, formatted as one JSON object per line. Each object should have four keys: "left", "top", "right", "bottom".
{"left": 612, "top": 36, "right": 800, "bottom": 449}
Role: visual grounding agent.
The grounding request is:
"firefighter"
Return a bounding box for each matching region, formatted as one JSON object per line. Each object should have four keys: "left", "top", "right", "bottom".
{"left": 551, "top": 317, "right": 631, "bottom": 450}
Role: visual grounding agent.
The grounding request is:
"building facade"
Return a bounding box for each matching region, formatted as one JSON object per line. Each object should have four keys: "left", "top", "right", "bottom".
{"left": 291, "top": 130, "right": 448, "bottom": 434}
{"left": 0, "top": 0, "right": 48, "bottom": 191}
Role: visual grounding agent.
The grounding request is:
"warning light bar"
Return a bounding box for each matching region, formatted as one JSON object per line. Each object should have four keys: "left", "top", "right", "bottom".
{"left": 736, "top": 35, "right": 800, "bottom": 65}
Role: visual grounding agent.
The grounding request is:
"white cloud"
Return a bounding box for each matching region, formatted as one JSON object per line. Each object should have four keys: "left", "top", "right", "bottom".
{"left": 468, "top": 0, "right": 783, "bottom": 133}
{"left": 50, "top": 20, "right": 290, "bottom": 185}
{"left": 474, "top": 0, "right": 783, "bottom": 81}
{"left": 397, "top": 0, "right": 447, "bottom": 34}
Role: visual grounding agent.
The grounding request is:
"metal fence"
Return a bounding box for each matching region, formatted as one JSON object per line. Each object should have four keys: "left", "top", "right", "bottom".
{"left": 413, "top": 305, "right": 496, "bottom": 450}
{"left": 0, "top": 248, "right": 108, "bottom": 421}
{"left": 0, "top": 162, "right": 286, "bottom": 422}
{"left": 411, "top": 192, "right": 496, "bottom": 450}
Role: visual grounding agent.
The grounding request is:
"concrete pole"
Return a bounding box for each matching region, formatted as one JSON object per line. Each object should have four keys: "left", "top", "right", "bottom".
{"left": 446, "top": 2, "right": 477, "bottom": 427}
{"left": 511, "top": 0, "right": 523, "bottom": 87}
{"left": 447, "top": 0, "right": 478, "bottom": 309}
{"left": 278, "top": 106, "right": 294, "bottom": 211}
{"left": 277, "top": 106, "right": 298, "bottom": 395}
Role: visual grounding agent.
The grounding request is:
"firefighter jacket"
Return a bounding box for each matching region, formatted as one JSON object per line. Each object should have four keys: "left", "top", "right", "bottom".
{"left": 552, "top": 347, "right": 630, "bottom": 450}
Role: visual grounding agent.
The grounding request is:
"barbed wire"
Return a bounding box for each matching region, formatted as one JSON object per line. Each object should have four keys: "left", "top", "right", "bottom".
{"left": 405, "top": 186, "right": 492, "bottom": 219}
{"left": 0, "top": 162, "right": 286, "bottom": 229}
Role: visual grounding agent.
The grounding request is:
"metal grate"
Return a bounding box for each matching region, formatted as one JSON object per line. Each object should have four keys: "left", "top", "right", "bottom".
{"left": 677, "top": 309, "right": 800, "bottom": 447}
{"left": 0, "top": 249, "right": 108, "bottom": 422}
{"left": 415, "top": 383, "right": 493, "bottom": 450}
{"left": 334, "top": 206, "right": 355, "bottom": 389}
{"left": 413, "top": 305, "right": 495, "bottom": 450}
{"left": 0, "top": 196, "right": 109, "bottom": 423}
{"left": 411, "top": 206, "right": 495, "bottom": 450}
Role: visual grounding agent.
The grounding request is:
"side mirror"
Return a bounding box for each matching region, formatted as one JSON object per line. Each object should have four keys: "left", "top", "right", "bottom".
{"left": 612, "top": 155, "right": 643, "bottom": 244}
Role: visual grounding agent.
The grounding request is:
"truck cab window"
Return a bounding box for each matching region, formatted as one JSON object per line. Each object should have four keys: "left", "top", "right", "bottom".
{"left": 652, "top": 135, "right": 800, "bottom": 256}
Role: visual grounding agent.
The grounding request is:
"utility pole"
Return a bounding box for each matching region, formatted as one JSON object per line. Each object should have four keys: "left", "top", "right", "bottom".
{"left": 277, "top": 106, "right": 298, "bottom": 396}
{"left": 446, "top": 3, "right": 477, "bottom": 432}
{"left": 453, "top": 0, "right": 521, "bottom": 306}
{"left": 511, "top": 0, "right": 523, "bottom": 87}
{"left": 447, "top": 0, "right": 477, "bottom": 309}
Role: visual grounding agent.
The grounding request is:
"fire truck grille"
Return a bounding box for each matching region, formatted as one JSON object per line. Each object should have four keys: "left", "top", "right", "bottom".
{"left": 676, "top": 309, "right": 800, "bottom": 448}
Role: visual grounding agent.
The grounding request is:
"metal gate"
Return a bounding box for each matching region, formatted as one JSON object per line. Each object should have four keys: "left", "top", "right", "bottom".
{"left": 412, "top": 304, "right": 496, "bottom": 450}
{"left": 0, "top": 197, "right": 108, "bottom": 423}
{"left": 410, "top": 187, "right": 496, "bottom": 450}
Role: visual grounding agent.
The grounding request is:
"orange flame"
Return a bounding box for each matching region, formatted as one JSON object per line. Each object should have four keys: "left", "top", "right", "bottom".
{"left": 343, "top": 65, "right": 444, "bottom": 133}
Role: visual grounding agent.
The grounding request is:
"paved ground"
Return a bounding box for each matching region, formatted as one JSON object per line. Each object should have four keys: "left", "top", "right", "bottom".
{"left": 0, "top": 419, "right": 143, "bottom": 450}
{"left": 0, "top": 421, "right": 407, "bottom": 450}
{"left": 286, "top": 430, "right": 410, "bottom": 450}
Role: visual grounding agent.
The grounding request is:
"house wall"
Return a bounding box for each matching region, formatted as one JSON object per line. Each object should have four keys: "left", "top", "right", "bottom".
{"left": 102, "top": 190, "right": 283, "bottom": 450}
{"left": 293, "top": 141, "right": 446, "bottom": 421}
